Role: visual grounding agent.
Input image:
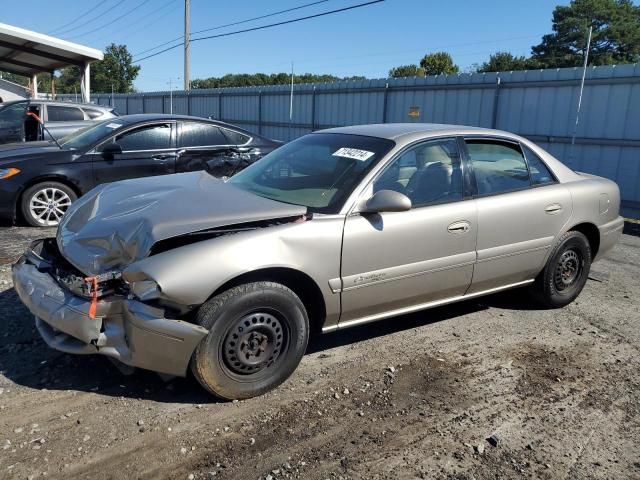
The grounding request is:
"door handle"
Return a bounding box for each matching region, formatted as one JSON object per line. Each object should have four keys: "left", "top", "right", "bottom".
{"left": 545, "top": 203, "right": 563, "bottom": 214}
{"left": 152, "top": 154, "right": 176, "bottom": 160}
{"left": 447, "top": 221, "right": 471, "bottom": 234}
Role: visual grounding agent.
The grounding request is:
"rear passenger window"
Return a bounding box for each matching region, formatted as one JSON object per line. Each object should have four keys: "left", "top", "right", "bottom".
{"left": 466, "top": 140, "right": 530, "bottom": 195}
{"left": 221, "top": 128, "right": 250, "bottom": 145}
{"left": 523, "top": 145, "right": 555, "bottom": 186}
{"left": 47, "top": 105, "right": 84, "bottom": 122}
{"left": 83, "top": 108, "right": 104, "bottom": 119}
{"left": 180, "top": 122, "right": 227, "bottom": 147}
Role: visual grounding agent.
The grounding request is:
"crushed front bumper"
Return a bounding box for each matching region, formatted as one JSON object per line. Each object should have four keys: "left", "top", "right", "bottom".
{"left": 11, "top": 240, "right": 208, "bottom": 377}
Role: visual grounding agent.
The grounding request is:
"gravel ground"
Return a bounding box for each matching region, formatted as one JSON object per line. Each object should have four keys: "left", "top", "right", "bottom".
{"left": 1, "top": 225, "right": 639, "bottom": 480}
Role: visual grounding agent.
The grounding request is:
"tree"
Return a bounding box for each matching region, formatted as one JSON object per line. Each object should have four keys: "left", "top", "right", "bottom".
{"left": 531, "top": 0, "right": 640, "bottom": 68}
{"left": 388, "top": 64, "right": 425, "bottom": 78}
{"left": 477, "top": 52, "right": 540, "bottom": 73}
{"left": 191, "top": 72, "right": 364, "bottom": 89}
{"left": 0, "top": 72, "right": 52, "bottom": 93}
{"left": 54, "top": 44, "right": 140, "bottom": 94}
{"left": 92, "top": 44, "right": 140, "bottom": 93}
{"left": 419, "top": 52, "right": 459, "bottom": 76}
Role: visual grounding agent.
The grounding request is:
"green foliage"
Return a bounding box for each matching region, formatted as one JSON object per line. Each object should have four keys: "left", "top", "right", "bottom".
{"left": 388, "top": 64, "right": 425, "bottom": 78}
{"left": 531, "top": 0, "right": 640, "bottom": 67}
{"left": 419, "top": 52, "right": 460, "bottom": 76}
{"left": 0, "top": 72, "right": 52, "bottom": 93}
{"left": 476, "top": 52, "right": 541, "bottom": 73}
{"left": 191, "top": 73, "right": 365, "bottom": 89}
{"left": 92, "top": 43, "right": 140, "bottom": 93}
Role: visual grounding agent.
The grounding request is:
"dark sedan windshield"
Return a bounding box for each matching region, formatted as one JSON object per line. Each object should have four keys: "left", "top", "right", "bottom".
{"left": 229, "top": 133, "right": 395, "bottom": 213}
{"left": 59, "top": 119, "right": 124, "bottom": 150}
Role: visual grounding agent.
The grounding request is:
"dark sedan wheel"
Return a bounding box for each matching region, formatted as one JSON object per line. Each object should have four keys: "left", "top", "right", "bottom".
{"left": 191, "top": 282, "right": 309, "bottom": 400}
{"left": 531, "top": 230, "right": 592, "bottom": 308}
{"left": 21, "top": 181, "right": 77, "bottom": 227}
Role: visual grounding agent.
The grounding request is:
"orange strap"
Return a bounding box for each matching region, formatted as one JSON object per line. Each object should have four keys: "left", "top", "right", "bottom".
{"left": 84, "top": 277, "right": 98, "bottom": 319}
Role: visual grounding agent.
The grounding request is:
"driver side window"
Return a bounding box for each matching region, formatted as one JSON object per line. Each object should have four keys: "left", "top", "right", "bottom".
{"left": 373, "top": 138, "right": 463, "bottom": 208}
{"left": 98, "top": 124, "right": 171, "bottom": 152}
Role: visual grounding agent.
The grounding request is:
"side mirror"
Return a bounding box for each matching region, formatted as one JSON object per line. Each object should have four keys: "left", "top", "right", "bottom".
{"left": 102, "top": 142, "right": 122, "bottom": 159}
{"left": 364, "top": 190, "right": 412, "bottom": 213}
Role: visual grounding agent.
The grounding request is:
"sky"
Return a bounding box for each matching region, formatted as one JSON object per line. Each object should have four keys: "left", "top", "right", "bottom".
{"left": 3, "top": 0, "right": 568, "bottom": 92}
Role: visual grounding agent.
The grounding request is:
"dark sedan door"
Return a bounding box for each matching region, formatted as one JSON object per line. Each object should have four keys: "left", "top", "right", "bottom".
{"left": 176, "top": 121, "right": 249, "bottom": 177}
{"left": 91, "top": 122, "right": 176, "bottom": 186}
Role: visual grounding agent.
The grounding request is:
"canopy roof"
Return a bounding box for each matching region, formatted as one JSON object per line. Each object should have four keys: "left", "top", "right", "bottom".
{"left": 0, "top": 22, "right": 103, "bottom": 76}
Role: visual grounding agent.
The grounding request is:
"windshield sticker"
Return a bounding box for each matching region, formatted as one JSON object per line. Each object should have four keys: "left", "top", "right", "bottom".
{"left": 332, "top": 147, "right": 375, "bottom": 161}
{"left": 106, "top": 123, "right": 122, "bottom": 129}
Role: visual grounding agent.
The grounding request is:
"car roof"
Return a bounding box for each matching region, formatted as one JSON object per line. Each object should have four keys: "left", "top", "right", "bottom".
{"left": 113, "top": 114, "right": 258, "bottom": 134}
{"left": 317, "top": 123, "right": 523, "bottom": 143}
{"left": 1, "top": 99, "right": 114, "bottom": 110}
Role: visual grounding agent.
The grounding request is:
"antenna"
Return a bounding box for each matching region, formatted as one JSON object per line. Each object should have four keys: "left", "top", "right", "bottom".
{"left": 289, "top": 61, "right": 294, "bottom": 122}
{"left": 570, "top": 25, "right": 593, "bottom": 161}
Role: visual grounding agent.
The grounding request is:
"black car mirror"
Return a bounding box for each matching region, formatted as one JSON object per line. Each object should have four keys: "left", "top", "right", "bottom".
{"left": 364, "top": 190, "right": 412, "bottom": 214}
{"left": 102, "top": 142, "right": 123, "bottom": 159}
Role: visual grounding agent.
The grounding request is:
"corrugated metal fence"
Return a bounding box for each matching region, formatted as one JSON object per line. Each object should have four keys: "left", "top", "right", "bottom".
{"left": 60, "top": 64, "right": 640, "bottom": 216}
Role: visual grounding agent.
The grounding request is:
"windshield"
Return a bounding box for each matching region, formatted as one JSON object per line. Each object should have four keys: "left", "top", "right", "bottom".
{"left": 229, "top": 133, "right": 395, "bottom": 213}
{"left": 59, "top": 119, "right": 124, "bottom": 150}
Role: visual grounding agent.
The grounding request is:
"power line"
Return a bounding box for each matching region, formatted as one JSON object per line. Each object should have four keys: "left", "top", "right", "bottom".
{"left": 54, "top": 0, "right": 127, "bottom": 36}
{"left": 89, "top": 0, "right": 179, "bottom": 43}
{"left": 133, "top": 0, "right": 332, "bottom": 58}
{"left": 66, "top": 0, "right": 154, "bottom": 40}
{"left": 192, "top": 0, "right": 331, "bottom": 36}
{"left": 134, "top": 0, "right": 385, "bottom": 63}
{"left": 48, "top": 0, "right": 106, "bottom": 35}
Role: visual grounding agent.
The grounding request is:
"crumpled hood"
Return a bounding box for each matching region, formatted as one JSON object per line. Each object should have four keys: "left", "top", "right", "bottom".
{"left": 57, "top": 171, "right": 307, "bottom": 275}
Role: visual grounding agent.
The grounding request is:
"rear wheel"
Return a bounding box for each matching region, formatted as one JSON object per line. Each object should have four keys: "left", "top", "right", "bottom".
{"left": 531, "top": 230, "right": 592, "bottom": 308}
{"left": 191, "top": 281, "right": 309, "bottom": 400}
{"left": 21, "top": 181, "right": 76, "bottom": 227}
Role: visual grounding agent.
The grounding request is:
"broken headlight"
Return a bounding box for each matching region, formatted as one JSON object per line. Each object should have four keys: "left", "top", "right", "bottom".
{"left": 122, "top": 272, "right": 161, "bottom": 301}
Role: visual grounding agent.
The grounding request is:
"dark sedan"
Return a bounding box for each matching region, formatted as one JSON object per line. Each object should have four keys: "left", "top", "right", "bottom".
{"left": 0, "top": 114, "right": 281, "bottom": 226}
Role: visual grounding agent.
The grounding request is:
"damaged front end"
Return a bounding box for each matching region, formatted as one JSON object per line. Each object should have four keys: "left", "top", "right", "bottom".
{"left": 12, "top": 171, "right": 311, "bottom": 377}
{"left": 12, "top": 238, "right": 208, "bottom": 377}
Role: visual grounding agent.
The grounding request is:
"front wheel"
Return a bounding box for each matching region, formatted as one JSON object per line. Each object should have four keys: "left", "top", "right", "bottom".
{"left": 191, "top": 282, "right": 309, "bottom": 400}
{"left": 531, "top": 230, "right": 592, "bottom": 308}
{"left": 21, "top": 181, "right": 77, "bottom": 227}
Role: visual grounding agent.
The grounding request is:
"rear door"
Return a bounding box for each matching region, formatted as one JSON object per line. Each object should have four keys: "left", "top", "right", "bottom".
{"left": 91, "top": 122, "right": 176, "bottom": 186}
{"left": 176, "top": 121, "right": 244, "bottom": 177}
{"left": 463, "top": 137, "right": 572, "bottom": 293}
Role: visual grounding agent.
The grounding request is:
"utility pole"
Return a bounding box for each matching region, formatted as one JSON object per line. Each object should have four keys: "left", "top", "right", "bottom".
{"left": 184, "top": 0, "right": 190, "bottom": 91}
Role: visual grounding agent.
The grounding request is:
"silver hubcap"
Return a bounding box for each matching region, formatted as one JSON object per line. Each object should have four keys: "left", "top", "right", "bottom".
{"left": 29, "top": 187, "right": 72, "bottom": 226}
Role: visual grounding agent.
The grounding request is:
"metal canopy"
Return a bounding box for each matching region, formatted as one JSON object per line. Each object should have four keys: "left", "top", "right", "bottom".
{"left": 0, "top": 22, "right": 102, "bottom": 76}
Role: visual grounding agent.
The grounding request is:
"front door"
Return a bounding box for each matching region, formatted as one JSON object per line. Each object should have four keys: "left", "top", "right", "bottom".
{"left": 340, "top": 138, "right": 477, "bottom": 325}
{"left": 92, "top": 122, "right": 176, "bottom": 187}
{"left": 463, "top": 138, "right": 572, "bottom": 293}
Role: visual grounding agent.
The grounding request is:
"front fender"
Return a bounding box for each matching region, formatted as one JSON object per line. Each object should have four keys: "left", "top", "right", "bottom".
{"left": 123, "top": 215, "right": 345, "bottom": 320}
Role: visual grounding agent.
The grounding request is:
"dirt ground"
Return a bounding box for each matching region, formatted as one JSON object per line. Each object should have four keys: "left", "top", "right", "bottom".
{"left": 1, "top": 225, "right": 639, "bottom": 480}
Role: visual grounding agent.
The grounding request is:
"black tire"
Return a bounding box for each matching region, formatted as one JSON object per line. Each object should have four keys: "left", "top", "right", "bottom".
{"left": 20, "top": 181, "right": 77, "bottom": 227}
{"left": 190, "top": 281, "right": 309, "bottom": 400}
{"left": 531, "top": 230, "right": 592, "bottom": 308}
